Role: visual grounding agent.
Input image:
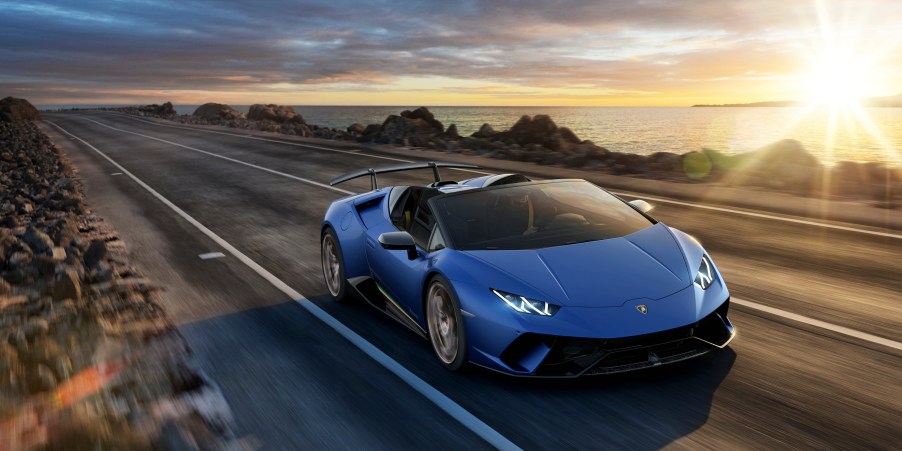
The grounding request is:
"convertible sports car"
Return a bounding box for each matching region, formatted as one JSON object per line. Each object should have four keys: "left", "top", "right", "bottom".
{"left": 321, "top": 162, "right": 735, "bottom": 377}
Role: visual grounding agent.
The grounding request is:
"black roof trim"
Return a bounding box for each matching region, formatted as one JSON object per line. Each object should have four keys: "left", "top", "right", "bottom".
{"left": 329, "top": 161, "right": 481, "bottom": 190}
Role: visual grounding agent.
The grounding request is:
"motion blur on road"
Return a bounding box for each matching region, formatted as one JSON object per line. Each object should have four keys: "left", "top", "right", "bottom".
{"left": 41, "top": 111, "right": 901, "bottom": 449}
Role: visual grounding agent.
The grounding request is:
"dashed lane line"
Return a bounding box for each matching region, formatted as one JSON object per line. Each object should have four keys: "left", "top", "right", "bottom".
{"left": 731, "top": 297, "right": 901, "bottom": 352}
{"left": 610, "top": 192, "right": 901, "bottom": 240}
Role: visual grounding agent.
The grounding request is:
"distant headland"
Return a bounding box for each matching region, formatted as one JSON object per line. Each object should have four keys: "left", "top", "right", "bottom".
{"left": 692, "top": 94, "right": 902, "bottom": 107}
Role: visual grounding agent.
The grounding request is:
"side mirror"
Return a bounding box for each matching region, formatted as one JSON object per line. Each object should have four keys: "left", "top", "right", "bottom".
{"left": 628, "top": 199, "right": 654, "bottom": 214}
{"left": 379, "top": 231, "right": 418, "bottom": 260}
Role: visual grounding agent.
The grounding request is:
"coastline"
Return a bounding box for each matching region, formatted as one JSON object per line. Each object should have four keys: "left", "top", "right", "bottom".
{"left": 79, "top": 110, "right": 902, "bottom": 230}
{"left": 81, "top": 102, "right": 900, "bottom": 211}
{"left": 38, "top": 104, "right": 902, "bottom": 166}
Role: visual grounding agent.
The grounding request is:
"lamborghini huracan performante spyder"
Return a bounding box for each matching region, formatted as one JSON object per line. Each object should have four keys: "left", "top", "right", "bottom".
{"left": 320, "top": 162, "right": 735, "bottom": 377}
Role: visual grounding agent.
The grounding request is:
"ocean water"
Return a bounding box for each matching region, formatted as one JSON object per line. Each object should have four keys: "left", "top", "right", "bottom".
{"left": 39, "top": 104, "right": 902, "bottom": 166}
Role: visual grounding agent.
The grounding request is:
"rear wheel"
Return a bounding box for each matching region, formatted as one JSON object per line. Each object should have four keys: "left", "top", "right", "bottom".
{"left": 321, "top": 228, "right": 348, "bottom": 302}
{"left": 426, "top": 276, "right": 467, "bottom": 371}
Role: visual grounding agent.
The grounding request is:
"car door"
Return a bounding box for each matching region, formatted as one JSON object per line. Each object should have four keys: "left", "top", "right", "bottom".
{"left": 365, "top": 188, "right": 436, "bottom": 322}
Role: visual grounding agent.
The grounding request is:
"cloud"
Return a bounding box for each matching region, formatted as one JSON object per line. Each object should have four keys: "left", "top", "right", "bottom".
{"left": 0, "top": 0, "right": 900, "bottom": 104}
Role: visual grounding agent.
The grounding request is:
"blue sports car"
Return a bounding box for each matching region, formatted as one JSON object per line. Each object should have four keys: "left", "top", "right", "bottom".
{"left": 321, "top": 162, "right": 735, "bottom": 377}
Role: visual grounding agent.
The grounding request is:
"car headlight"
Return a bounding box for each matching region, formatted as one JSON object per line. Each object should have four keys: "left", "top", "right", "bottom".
{"left": 694, "top": 255, "right": 716, "bottom": 289}
{"left": 491, "top": 289, "right": 560, "bottom": 316}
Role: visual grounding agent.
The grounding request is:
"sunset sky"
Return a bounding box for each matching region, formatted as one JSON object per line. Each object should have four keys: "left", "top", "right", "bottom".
{"left": 2, "top": 0, "right": 900, "bottom": 106}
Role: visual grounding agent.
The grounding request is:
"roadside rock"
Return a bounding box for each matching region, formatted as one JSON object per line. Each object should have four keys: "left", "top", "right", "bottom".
{"left": 347, "top": 123, "right": 366, "bottom": 135}
{"left": 729, "top": 139, "right": 822, "bottom": 192}
{"left": 830, "top": 160, "right": 901, "bottom": 203}
{"left": 192, "top": 103, "right": 245, "bottom": 121}
{"left": 156, "top": 101, "right": 176, "bottom": 116}
{"left": 494, "top": 115, "right": 568, "bottom": 151}
{"left": 445, "top": 124, "right": 460, "bottom": 139}
{"left": 83, "top": 239, "right": 108, "bottom": 269}
{"left": 472, "top": 123, "right": 497, "bottom": 139}
{"left": 247, "top": 103, "right": 306, "bottom": 124}
{"left": 376, "top": 112, "right": 444, "bottom": 147}
{"left": 52, "top": 267, "right": 81, "bottom": 302}
{"left": 361, "top": 124, "right": 381, "bottom": 141}
{"left": 400, "top": 107, "right": 444, "bottom": 133}
{"left": 136, "top": 102, "right": 176, "bottom": 117}
{"left": 23, "top": 227, "right": 55, "bottom": 255}
{"left": 647, "top": 152, "right": 684, "bottom": 173}
{"left": 609, "top": 152, "right": 648, "bottom": 175}
{"left": 0, "top": 97, "right": 41, "bottom": 122}
{"left": 558, "top": 127, "right": 581, "bottom": 145}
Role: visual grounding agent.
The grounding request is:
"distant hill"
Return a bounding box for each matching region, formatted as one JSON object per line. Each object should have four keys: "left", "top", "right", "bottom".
{"left": 692, "top": 94, "right": 902, "bottom": 107}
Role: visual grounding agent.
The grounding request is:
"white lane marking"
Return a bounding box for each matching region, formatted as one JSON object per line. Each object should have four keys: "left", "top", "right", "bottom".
{"left": 613, "top": 192, "right": 901, "bottom": 240}
{"left": 45, "top": 120, "right": 521, "bottom": 451}
{"left": 198, "top": 252, "right": 226, "bottom": 260}
{"left": 78, "top": 117, "right": 354, "bottom": 196}
{"left": 103, "top": 112, "right": 490, "bottom": 176}
{"left": 732, "top": 297, "right": 902, "bottom": 352}
{"left": 111, "top": 172, "right": 123, "bottom": 176}
{"left": 101, "top": 112, "right": 900, "bottom": 238}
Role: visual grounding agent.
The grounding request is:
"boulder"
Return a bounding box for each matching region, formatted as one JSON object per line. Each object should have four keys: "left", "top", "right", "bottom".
{"left": 83, "top": 240, "right": 108, "bottom": 269}
{"left": 192, "top": 103, "right": 245, "bottom": 121}
{"left": 247, "top": 104, "right": 305, "bottom": 124}
{"left": 52, "top": 268, "right": 81, "bottom": 302}
{"left": 445, "top": 124, "right": 460, "bottom": 139}
{"left": 346, "top": 123, "right": 366, "bottom": 134}
{"left": 471, "top": 123, "right": 497, "bottom": 138}
{"left": 376, "top": 114, "right": 443, "bottom": 147}
{"left": 494, "top": 115, "right": 567, "bottom": 151}
{"left": 558, "top": 127, "right": 581, "bottom": 144}
{"left": 731, "top": 139, "right": 822, "bottom": 191}
{"left": 609, "top": 152, "right": 648, "bottom": 175}
{"left": 562, "top": 141, "right": 610, "bottom": 168}
{"left": 831, "top": 161, "right": 900, "bottom": 200}
{"left": 647, "top": 152, "right": 683, "bottom": 172}
{"left": 156, "top": 102, "right": 176, "bottom": 116}
{"left": 0, "top": 97, "right": 41, "bottom": 122}
{"left": 399, "top": 107, "right": 444, "bottom": 133}
{"left": 137, "top": 102, "right": 176, "bottom": 116}
{"left": 23, "top": 227, "right": 54, "bottom": 256}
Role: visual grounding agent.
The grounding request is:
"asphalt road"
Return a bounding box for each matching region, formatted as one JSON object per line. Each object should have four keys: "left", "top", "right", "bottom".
{"left": 39, "top": 111, "right": 902, "bottom": 450}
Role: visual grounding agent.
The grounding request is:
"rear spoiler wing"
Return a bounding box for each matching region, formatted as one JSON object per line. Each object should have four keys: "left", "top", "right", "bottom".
{"left": 329, "top": 161, "right": 481, "bottom": 190}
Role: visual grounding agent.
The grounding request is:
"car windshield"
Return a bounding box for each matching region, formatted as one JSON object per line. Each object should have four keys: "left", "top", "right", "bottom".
{"left": 430, "top": 180, "right": 653, "bottom": 250}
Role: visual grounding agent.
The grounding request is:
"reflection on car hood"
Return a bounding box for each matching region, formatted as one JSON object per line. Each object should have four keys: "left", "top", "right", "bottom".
{"left": 462, "top": 223, "right": 692, "bottom": 307}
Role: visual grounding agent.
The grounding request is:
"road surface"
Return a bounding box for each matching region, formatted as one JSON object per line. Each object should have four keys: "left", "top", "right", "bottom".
{"left": 39, "top": 111, "right": 902, "bottom": 450}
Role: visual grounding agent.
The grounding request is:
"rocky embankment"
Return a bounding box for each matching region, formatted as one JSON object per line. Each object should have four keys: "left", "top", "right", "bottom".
{"left": 1, "top": 105, "right": 239, "bottom": 449}
{"left": 111, "top": 102, "right": 900, "bottom": 207}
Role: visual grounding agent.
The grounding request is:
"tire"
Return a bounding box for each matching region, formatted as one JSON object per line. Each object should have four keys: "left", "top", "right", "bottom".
{"left": 321, "top": 228, "right": 348, "bottom": 302}
{"left": 426, "top": 276, "right": 467, "bottom": 371}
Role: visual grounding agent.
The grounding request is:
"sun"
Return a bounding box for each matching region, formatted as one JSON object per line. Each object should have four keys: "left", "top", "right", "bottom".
{"left": 806, "top": 50, "right": 868, "bottom": 107}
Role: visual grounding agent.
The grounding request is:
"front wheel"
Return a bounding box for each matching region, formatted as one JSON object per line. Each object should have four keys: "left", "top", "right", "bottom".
{"left": 426, "top": 276, "right": 467, "bottom": 371}
{"left": 321, "top": 228, "right": 348, "bottom": 302}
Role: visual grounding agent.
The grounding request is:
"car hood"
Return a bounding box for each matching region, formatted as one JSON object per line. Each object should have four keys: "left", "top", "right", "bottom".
{"left": 462, "top": 223, "right": 692, "bottom": 307}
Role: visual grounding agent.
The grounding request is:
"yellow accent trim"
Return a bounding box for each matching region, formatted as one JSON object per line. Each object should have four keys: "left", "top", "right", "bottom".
{"left": 405, "top": 210, "right": 411, "bottom": 229}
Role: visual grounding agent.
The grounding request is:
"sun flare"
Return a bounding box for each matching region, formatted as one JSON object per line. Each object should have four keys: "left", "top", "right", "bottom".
{"left": 806, "top": 51, "right": 868, "bottom": 107}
